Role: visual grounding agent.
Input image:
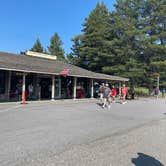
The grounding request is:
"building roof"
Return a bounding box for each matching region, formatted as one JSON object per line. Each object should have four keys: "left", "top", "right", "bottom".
{"left": 0, "top": 51, "right": 129, "bottom": 81}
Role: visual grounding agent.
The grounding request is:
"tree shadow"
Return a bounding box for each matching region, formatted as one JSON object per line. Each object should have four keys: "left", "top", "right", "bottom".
{"left": 132, "top": 153, "right": 164, "bottom": 166}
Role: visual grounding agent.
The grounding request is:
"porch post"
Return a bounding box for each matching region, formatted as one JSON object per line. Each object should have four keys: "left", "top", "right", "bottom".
{"left": 5, "top": 71, "right": 11, "bottom": 99}
{"left": 58, "top": 76, "right": 61, "bottom": 98}
{"left": 8, "top": 71, "right": 11, "bottom": 99}
{"left": 51, "top": 75, "right": 55, "bottom": 100}
{"left": 73, "top": 77, "right": 77, "bottom": 100}
{"left": 22, "top": 73, "right": 26, "bottom": 104}
{"left": 119, "top": 81, "right": 121, "bottom": 99}
{"left": 90, "top": 78, "right": 94, "bottom": 98}
{"left": 5, "top": 72, "right": 8, "bottom": 96}
{"left": 33, "top": 74, "right": 37, "bottom": 98}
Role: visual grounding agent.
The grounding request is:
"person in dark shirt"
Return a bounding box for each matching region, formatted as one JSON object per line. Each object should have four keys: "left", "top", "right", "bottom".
{"left": 161, "top": 88, "right": 165, "bottom": 98}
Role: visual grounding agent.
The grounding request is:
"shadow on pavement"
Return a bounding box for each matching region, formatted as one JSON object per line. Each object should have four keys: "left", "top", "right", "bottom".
{"left": 132, "top": 153, "right": 164, "bottom": 166}
{"left": 96, "top": 102, "right": 103, "bottom": 107}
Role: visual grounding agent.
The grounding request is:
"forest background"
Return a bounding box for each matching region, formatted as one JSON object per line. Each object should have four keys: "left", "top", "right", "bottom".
{"left": 30, "top": 0, "right": 166, "bottom": 94}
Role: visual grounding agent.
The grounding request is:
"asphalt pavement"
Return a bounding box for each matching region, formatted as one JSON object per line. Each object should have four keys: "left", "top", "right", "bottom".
{"left": 0, "top": 98, "right": 166, "bottom": 166}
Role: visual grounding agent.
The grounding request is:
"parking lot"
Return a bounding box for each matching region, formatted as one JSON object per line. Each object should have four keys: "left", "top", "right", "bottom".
{"left": 0, "top": 98, "right": 166, "bottom": 166}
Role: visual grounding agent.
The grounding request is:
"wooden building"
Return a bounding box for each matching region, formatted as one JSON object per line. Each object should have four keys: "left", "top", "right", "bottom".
{"left": 0, "top": 51, "right": 129, "bottom": 102}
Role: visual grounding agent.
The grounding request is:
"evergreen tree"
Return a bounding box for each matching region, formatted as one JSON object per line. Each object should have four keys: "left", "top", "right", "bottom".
{"left": 138, "top": 0, "right": 166, "bottom": 88}
{"left": 67, "top": 35, "right": 83, "bottom": 66}
{"left": 68, "top": 2, "right": 110, "bottom": 72}
{"left": 48, "top": 32, "right": 65, "bottom": 61}
{"left": 103, "top": 0, "right": 146, "bottom": 88}
{"left": 30, "top": 38, "right": 44, "bottom": 53}
{"left": 68, "top": 0, "right": 165, "bottom": 89}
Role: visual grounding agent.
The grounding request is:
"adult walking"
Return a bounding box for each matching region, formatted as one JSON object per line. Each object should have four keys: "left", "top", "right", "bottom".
{"left": 111, "top": 85, "right": 117, "bottom": 102}
{"left": 102, "top": 83, "right": 111, "bottom": 108}
{"left": 161, "top": 88, "right": 165, "bottom": 98}
{"left": 121, "top": 84, "right": 127, "bottom": 104}
{"left": 154, "top": 87, "right": 160, "bottom": 99}
{"left": 99, "top": 83, "right": 105, "bottom": 105}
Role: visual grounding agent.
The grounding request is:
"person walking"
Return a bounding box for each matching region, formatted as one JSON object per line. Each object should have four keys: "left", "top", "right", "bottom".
{"left": 154, "top": 87, "right": 160, "bottom": 99}
{"left": 161, "top": 88, "right": 165, "bottom": 98}
{"left": 99, "top": 83, "right": 105, "bottom": 105}
{"left": 102, "top": 83, "right": 111, "bottom": 108}
{"left": 111, "top": 85, "right": 117, "bottom": 103}
{"left": 121, "top": 84, "right": 127, "bottom": 104}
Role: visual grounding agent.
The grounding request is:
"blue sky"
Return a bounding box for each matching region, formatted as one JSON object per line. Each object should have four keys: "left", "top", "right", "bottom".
{"left": 0, "top": 0, "right": 116, "bottom": 54}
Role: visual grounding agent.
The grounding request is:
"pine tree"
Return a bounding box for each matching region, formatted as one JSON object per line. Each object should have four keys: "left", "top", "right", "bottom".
{"left": 30, "top": 38, "right": 44, "bottom": 53}
{"left": 106, "top": 0, "right": 166, "bottom": 89}
{"left": 102, "top": 0, "right": 146, "bottom": 89}
{"left": 48, "top": 32, "right": 65, "bottom": 61}
{"left": 68, "top": 2, "right": 110, "bottom": 72}
{"left": 139, "top": 0, "right": 166, "bottom": 88}
{"left": 67, "top": 35, "right": 83, "bottom": 66}
{"left": 68, "top": 0, "right": 165, "bottom": 89}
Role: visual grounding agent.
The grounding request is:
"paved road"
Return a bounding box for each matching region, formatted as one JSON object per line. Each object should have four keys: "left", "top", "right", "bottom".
{"left": 0, "top": 98, "right": 166, "bottom": 166}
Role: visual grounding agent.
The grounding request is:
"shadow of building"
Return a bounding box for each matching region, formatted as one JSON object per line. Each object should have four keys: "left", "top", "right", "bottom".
{"left": 132, "top": 153, "right": 164, "bottom": 166}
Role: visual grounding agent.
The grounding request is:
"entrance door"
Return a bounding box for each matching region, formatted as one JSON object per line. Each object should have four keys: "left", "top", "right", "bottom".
{"left": 40, "top": 78, "right": 51, "bottom": 99}
{"left": 54, "top": 77, "right": 60, "bottom": 98}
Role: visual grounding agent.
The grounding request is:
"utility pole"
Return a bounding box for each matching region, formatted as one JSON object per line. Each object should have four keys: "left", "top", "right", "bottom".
{"left": 157, "top": 75, "right": 160, "bottom": 88}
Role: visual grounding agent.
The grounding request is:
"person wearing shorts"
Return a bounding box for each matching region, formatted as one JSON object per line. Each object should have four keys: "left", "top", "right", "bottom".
{"left": 111, "top": 85, "right": 117, "bottom": 102}
{"left": 102, "top": 84, "right": 111, "bottom": 108}
{"left": 121, "top": 84, "right": 127, "bottom": 103}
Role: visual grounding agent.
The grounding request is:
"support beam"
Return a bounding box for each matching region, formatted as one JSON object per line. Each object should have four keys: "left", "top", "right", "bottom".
{"left": 119, "top": 82, "right": 121, "bottom": 98}
{"left": 73, "top": 77, "right": 77, "bottom": 100}
{"left": 157, "top": 76, "right": 160, "bottom": 88}
{"left": 5, "top": 71, "right": 11, "bottom": 100}
{"left": 22, "top": 73, "right": 26, "bottom": 104}
{"left": 51, "top": 75, "right": 55, "bottom": 100}
{"left": 90, "top": 79, "right": 94, "bottom": 98}
{"left": 8, "top": 71, "right": 11, "bottom": 99}
{"left": 5, "top": 72, "right": 8, "bottom": 96}
{"left": 33, "top": 74, "right": 37, "bottom": 98}
{"left": 58, "top": 76, "right": 61, "bottom": 98}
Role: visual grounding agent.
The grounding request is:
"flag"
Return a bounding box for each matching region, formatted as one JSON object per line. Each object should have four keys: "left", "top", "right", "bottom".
{"left": 59, "top": 68, "right": 70, "bottom": 77}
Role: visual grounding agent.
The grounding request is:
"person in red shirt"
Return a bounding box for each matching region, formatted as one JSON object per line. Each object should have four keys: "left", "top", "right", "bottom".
{"left": 121, "top": 84, "right": 127, "bottom": 103}
{"left": 111, "top": 85, "right": 117, "bottom": 102}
